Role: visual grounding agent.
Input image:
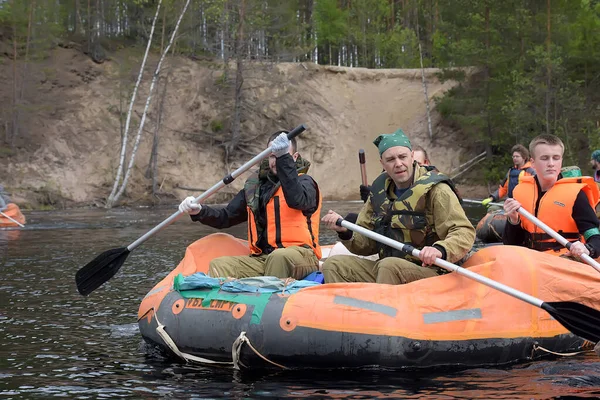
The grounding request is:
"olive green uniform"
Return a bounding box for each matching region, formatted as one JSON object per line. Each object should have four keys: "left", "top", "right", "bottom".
{"left": 322, "top": 165, "right": 475, "bottom": 285}
{"left": 208, "top": 246, "right": 318, "bottom": 279}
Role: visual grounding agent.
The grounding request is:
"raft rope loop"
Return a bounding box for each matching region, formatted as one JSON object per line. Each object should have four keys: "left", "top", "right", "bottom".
{"left": 232, "top": 331, "right": 287, "bottom": 370}
{"left": 531, "top": 343, "right": 592, "bottom": 358}
{"left": 153, "top": 308, "right": 234, "bottom": 366}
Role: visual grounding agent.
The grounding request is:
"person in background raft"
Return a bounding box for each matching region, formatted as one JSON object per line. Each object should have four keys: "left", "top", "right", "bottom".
{"left": 359, "top": 144, "right": 433, "bottom": 203}
{"left": 482, "top": 144, "right": 535, "bottom": 208}
{"left": 503, "top": 134, "right": 600, "bottom": 261}
{"left": 591, "top": 150, "right": 600, "bottom": 184}
{"left": 413, "top": 145, "right": 431, "bottom": 167}
{"left": 321, "top": 129, "right": 475, "bottom": 285}
{"left": 0, "top": 185, "right": 10, "bottom": 212}
{"left": 178, "top": 131, "right": 322, "bottom": 279}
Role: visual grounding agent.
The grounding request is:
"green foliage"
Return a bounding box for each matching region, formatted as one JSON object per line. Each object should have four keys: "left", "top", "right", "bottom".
{"left": 314, "top": 0, "right": 348, "bottom": 45}
{"left": 380, "top": 26, "right": 419, "bottom": 68}
{"left": 210, "top": 119, "right": 224, "bottom": 132}
{"left": 1, "top": 0, "right": 599, "bottom": 183}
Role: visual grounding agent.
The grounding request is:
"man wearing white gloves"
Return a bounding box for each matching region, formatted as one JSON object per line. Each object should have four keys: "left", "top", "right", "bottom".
{"left": 179, "top": 130, "right": 322, "bottom": 279}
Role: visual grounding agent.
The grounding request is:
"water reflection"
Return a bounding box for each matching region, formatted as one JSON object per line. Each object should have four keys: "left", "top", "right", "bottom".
{"left": 1, "top": 203, "right": 599, "bottom": 398}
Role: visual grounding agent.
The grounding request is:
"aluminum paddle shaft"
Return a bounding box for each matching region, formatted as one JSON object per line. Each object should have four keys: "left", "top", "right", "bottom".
{"left": 128, "top": 124, "right": 306, "bottom": 251}
{"left": 335, "top": 218, "right": 544, "bottom": 307}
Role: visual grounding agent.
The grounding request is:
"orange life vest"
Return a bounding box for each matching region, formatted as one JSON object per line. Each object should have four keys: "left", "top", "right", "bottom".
{"left": 246, "top": 178, "right": 322, "bottom": 258}
{"left": 513, "top": 176, "right": 600, "bottom": 255}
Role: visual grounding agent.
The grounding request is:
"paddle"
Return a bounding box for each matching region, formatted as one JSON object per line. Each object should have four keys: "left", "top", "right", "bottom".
{"left": 75, "top": 124, "right": 307, "bottom": 296}
{"left": 516, "top": 207, "right": 600, "bottom": 273}
{"left": 462, "top": 198, "right": 503, "bottom": 207}
{"left": 358, "top": 149, "right": 368, "bottom": 186}
{"left": 335, "top": 217, "right": 600, "bottom": 343}
{"left": 0, "top": 210, "right": 25, "bottom": 228}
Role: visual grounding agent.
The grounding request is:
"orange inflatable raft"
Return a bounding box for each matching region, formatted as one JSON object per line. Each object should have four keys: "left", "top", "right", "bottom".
{"left": 138, "top": 233, "right": 599, "bottom": 370}
{"left": 0, "top": 203, "right": 26, "bottom": 228}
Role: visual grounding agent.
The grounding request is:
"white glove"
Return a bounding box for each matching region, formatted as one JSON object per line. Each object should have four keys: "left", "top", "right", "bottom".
{"left": 179, "top": 196, "right": 201, "bottom": 215}
{"left": 271, "top": 132, "right": 291, "bottom": 158}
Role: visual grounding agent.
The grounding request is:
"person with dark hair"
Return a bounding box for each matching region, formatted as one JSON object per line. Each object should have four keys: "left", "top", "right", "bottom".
{"left": 482, "top": 144, "right": 536, "bottom": 208}
{"left": 412, "top": 145, "right": 431, "bottom": 167}
{"left": 591, "top": 150, "right": 600, "bottom": 184}
{"left": 503, "top": 134, "right": 600, "bottom": 261}
{"left": 179, "top": 130, "right": 322, "bottom": 279}
{"left": 0, "top": 185, "right": 10, "bottom": 212}
{"left": 321, "top": 128, "right": 475, "bottom": 285}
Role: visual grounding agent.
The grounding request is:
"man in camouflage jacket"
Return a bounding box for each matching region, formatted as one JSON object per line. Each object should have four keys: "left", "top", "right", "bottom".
{"left": 321, "top": 129, "right": 475, "bottom": 285}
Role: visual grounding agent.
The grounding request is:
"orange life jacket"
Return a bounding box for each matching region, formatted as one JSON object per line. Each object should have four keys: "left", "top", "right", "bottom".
{"left": 246, "top": 177, "right": 322, "bottom": 258}
{"left": 513, "top": 176, "right": 600, "bottom": 255}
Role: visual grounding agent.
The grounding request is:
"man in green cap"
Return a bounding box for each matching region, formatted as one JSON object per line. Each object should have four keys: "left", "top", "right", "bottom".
{"left": 321, "top": 128, "right": 475, "bottom": 285}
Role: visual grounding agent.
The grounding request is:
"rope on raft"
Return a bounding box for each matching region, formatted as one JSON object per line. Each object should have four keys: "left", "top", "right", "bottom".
{"left": 154, "top": 309, "right": 234, "bottom": 366}
{"left": 531, "top": 343, "right": 592, "bottom": 358}
{"left": 232, "top": 331, "right": 287, "bottom": 370}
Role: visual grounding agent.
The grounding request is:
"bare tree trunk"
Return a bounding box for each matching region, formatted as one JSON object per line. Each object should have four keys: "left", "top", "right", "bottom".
{"left": 14, "top": 0, "right": 35, "bottom": 146}
{"left": 161, "top": 5, "right": 167, "bottom": 54}
{"left": 146, "top": 19, "right": 172, "bottom": 196}
{"left": 107, "top": 0, "right": 192, "bottom": 207}
{"left": 106, "top": 0, "right": 163, "bottom": 207}
{"left": 418, "top": 43, "right": 433, "bottom": 140}
{"left": 74, "top": 0, "right": 79, "bottom": 35}
{"left": 145, "top": 75, "right": 168, "bottom": 196}
{"left": 228, "top": 0, "right": 246, "bottom": 168}
{"left": 415, "top": 6, "right": 433, "bottom": 142}
{"left": 87, "top": 0, "right": 91, "bottom": 53}
{"left": 545, "top": 0, "right": 551, "bottom": 135}
{"left": 10, "top": 4, "right": 18, "bottom": 148}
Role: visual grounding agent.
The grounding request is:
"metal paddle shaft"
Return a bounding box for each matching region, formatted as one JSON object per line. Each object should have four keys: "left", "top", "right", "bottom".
{"left": 75, "top": 124, "right": 307, "bottom": 296}
{"left": 0, "top": 210, "right": 25, "bottom": 228}
{"left": 335, "top": 218, "right": 600, "bottom": 343}
{"left": 462, "top": 198, "right": 503, "bottom": 208}
{"left": 517, "top": 207, "right": 600, "bottom": 273}
{"left": 358, "top": 149, "right": 368, "bottom": 186}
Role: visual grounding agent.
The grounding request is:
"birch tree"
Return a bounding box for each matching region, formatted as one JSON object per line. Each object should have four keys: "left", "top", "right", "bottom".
{"left": 106, "top": 0, "right": 192, "bottom": 208}
{"left": 105, "top": 0, "right": 163, "bottom": 207}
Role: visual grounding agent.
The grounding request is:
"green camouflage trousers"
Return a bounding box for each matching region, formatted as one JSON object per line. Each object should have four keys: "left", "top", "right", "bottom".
{"left": 322, "top": 255, "right": 440, "bottom": 285}
{"left": 208, "top": 246, "right": 319, "bottom": 279}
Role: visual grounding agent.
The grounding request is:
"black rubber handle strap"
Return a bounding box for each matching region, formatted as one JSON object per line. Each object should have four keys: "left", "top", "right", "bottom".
{"left": 286, "top": 124, "right": 306, "bottom": 140}
{"left": 359, "top": 149, "right": 366, "bottom": 164}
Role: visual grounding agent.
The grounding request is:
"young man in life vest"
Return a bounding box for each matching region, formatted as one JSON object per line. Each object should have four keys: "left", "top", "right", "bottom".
{"left": 482, "top": 144, "right": 535, "bottom": 208}
{"left": 321, "top": 129, "right": 475, "bottom": 285}
{"left": 178, "top": 131, "right": 322, "bottom": 279}
{"left": 591, "top": 150, "right": 600, "bottom": 185}
{"left": 592, "top": 150, "right": 600, "bottom": 217}
{"left": 0, "top": 185, "right": 10, "bottom": 212}
{"left": 503, "top": 134, "right": 600, "bottom": 260}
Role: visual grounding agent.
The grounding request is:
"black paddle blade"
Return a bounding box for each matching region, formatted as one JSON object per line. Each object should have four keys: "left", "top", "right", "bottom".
{"left": 75, "top": 247, "right": 130, "bottom": 296}
{"left": 543, "top": 301, "right": 600, "bottom": 343}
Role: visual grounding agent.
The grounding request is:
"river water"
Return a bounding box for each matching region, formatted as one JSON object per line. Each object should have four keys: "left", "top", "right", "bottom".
{"left": 1, "top": 202, "right": 600, "bottom": 399}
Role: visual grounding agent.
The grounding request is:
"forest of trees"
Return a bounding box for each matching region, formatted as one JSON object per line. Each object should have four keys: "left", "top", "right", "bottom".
{"left": 1, "top": 0, "right": 600, "bottom": 192}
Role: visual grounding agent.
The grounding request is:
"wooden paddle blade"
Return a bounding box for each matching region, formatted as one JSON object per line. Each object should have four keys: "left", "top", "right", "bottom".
{"left": 543, "top": 301, "right": 600, "bottom": 343}
{"left": 75, "top": 247, "right": 130, "bottom": 296}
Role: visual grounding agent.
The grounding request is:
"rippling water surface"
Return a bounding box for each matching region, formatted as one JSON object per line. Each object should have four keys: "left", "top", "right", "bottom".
{"left": 1, "top": 202, "right": 600, "bottom": 399}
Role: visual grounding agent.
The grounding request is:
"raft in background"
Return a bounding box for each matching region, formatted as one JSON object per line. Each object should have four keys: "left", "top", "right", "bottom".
{"left": 137, "top": 233, "right": 599, "bottom": 370}
{"left": 0, "top": 203, "right": 26, "bottom": 228}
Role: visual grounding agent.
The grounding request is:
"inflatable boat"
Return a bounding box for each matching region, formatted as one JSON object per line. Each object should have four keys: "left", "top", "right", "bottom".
{"left": 0, "top": 203, "right": 26, "bottom": 228}
{"left": 138, "top": 233, "right": 599, "bottom": 370}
